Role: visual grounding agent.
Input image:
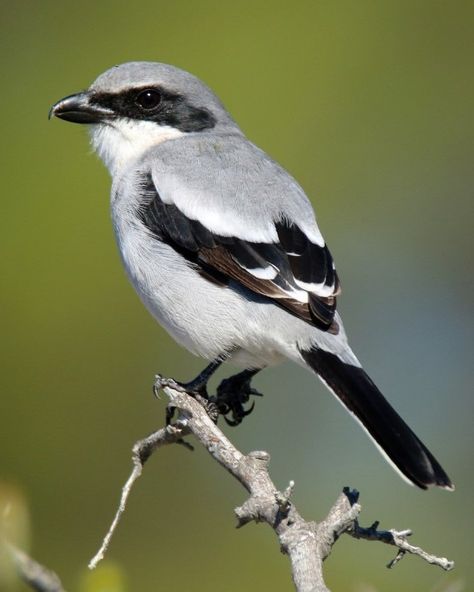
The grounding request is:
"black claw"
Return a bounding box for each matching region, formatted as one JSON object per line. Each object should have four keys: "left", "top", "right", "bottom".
{"left": 153, "top": 366, "right": 263, "bottom": 428}
{"left": 166, "top": 405, "right": 176, "bottom": 426}
{"left": 153, "top": 371, "right": 217, "bottom": 426}
{"left": 242, "top": 401, "right": 255, "bottom": 417}
{"left": 213, "top": 370, "right": 262, "bottom": 427}
{"left": 224, "top": 416, "right": 240, "bottom": 427}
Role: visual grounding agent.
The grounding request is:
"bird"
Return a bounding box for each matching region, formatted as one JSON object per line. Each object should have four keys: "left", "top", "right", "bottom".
{"left": 50, "top": 61, "right": 453, "bottom": 490}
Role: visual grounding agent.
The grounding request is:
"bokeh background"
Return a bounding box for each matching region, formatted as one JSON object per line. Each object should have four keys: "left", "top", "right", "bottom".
{"left": 1, "top": 1, "right": 473, "bottom": 591}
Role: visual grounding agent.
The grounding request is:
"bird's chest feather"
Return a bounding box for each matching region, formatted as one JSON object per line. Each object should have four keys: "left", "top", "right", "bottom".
{"left": 110, "top": 194, "right": 232, "bottom": 357}
{"left": 112, "top": 201, "right": 179, "bottom": 311}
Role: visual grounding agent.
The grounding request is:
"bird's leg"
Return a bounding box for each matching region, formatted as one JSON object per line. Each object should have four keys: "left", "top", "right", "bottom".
{"left": 153, "top": 358, "right": 223, "bottom": 397}
{"left": 154, "top": 358, "right": 224, "bottom": 423}
{"left": 180, "top": 359, "right": 225, "bottom": 396}
{"left": 211, "top": 368, "right": 263, "bottom": 426}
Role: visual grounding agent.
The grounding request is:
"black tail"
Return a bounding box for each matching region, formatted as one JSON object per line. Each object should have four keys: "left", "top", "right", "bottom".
{"left": 300, "top": 347, "right": 454, "bottom": 490}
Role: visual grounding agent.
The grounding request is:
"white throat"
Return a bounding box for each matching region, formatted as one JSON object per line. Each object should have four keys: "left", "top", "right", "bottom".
{"left": 89, "top": 119, "right": 184, "bottom": 175}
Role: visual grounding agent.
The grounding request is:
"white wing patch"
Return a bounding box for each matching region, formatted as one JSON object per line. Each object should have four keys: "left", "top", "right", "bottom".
{"left": 245, "top": 265, "right": 279, "bottom": 280}
{"left": 151, "top": 170, "right": 279, "bottom": 243}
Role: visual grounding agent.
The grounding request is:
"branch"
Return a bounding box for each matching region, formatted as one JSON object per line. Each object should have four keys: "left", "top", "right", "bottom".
{"left": 5, "top": 542, "right": 67, "bottom": 592}
{"left": 89, "top": 383, "right": 454, "bottom": 591}
{"left": 88, "top": 422, "right": 190, "bottom": 569}
{"left": 348, "top": 520, "right": 454, "bottom": 570}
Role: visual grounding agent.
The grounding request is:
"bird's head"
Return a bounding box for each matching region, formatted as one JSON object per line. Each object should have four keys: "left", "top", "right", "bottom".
{"left": 50, "top": 61, "right": 239, "bottom": 174}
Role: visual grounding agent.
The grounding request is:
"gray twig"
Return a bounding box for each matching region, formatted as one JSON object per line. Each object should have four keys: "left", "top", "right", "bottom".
{"left": 88, "top": 384, "right": 454, "bottom": 591}
{"left": 349, "top": 519, "right": 454, "bottom": 571}
{"left": 88, "top": 421, "right": 190, "bottom": 569}
{"left": 6, "top": 542, "right": 67, "bottom": 592}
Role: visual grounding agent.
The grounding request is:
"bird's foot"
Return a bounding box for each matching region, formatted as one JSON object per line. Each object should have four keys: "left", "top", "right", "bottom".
{"left": 211, "top": 370, "right": 263, "bottom": 426}
{"left": 153, "top": 375, "right": 188, "bottom": 398}
{"left": 153, "top": 374, "right": 219, "bottom": 424}
{"left": 153, "top": 373, "right": 213, "bottom": 398}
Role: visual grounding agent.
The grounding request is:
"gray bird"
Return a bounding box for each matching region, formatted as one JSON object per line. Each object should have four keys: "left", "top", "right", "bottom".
{"left": 50, "top": 61, "right": 453, "bottom": 490}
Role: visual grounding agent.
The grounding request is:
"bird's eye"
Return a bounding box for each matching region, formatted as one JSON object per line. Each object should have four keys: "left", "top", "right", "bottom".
{"left": 135, "top": 89, "right": 161, "bottom": 110}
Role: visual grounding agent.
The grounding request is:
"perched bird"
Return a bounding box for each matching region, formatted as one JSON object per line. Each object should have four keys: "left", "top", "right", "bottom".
{"left": 50, "top": 62, "right": 453, "bottom": 490}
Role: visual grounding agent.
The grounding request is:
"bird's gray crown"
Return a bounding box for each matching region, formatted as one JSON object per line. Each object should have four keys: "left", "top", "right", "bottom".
{"left": 88, "top": 61, "right": 238, "bottom": 133}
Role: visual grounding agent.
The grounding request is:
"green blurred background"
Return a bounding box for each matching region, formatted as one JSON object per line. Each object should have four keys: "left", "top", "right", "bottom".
{"left": 1, "top": 1, "right": 473, "bottom": 590}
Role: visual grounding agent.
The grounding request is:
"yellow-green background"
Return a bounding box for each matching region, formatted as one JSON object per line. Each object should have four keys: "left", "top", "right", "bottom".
{"left": 1, "top": 1, "right": 472, "bottom": 591}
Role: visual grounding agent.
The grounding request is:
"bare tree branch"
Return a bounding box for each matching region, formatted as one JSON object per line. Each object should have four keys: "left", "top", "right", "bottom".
{"left": 89, "top": 382, "right": 454, "bottom": 591}
{"left": 5, "top": 542, "right": 67, "bottom": 592}
{"left": 348, "top": 520, "right": 454, "bottom": 570}
{"left": 88, "top": 422, "right": 189, "bottom": 569}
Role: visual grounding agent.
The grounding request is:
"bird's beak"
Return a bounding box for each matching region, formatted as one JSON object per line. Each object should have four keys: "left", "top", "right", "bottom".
{"left": 49, "top": 91, "right": 112, "bottom": 124}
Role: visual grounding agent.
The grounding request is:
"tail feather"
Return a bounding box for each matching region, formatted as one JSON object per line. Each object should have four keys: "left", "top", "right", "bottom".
{"left": 300, "top": 347, "right": 454, "bottom": 490}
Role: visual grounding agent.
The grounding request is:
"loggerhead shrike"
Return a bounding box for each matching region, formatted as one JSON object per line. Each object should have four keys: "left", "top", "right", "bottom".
{"left": 50, "top": 62, "right": 453, "bottom": 490}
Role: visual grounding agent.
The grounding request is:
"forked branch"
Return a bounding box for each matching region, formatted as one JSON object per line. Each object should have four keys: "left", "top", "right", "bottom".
{"left": 87, "top": 382, "right": 454, "bottom": 592}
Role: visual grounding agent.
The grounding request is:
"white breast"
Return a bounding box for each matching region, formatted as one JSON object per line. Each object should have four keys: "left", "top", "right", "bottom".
{"left": 89, "top": 120, "right": 184, "bottom": 175}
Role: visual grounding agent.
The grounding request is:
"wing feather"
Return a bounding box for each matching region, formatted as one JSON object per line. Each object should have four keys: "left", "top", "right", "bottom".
{"left": 138, "top": 173, "right": 340, "bottom": 332}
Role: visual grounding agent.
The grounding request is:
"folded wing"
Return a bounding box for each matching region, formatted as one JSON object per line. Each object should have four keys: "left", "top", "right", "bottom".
{"left": 138, "top": 172, "right": 340, "bottom": 332}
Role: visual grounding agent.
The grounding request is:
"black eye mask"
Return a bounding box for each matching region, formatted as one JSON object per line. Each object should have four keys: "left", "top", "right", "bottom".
{"left": 89, "top": 85, "right": 216, "bottom": 132}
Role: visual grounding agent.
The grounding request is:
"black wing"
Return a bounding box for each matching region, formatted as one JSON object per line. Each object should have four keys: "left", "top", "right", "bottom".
{"left": 138, "top": 173, "right": 340, "bottom": 332}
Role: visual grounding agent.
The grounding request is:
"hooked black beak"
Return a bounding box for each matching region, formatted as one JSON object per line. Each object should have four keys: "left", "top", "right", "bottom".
{"left": 49, "top": 92, "right": 113, "bottom": 124}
